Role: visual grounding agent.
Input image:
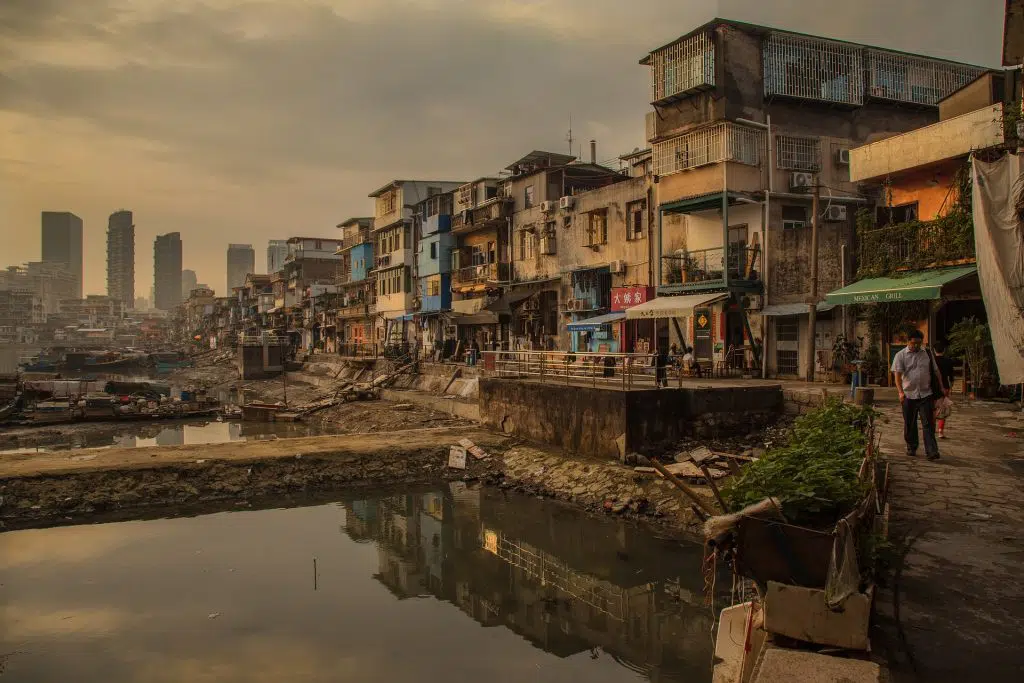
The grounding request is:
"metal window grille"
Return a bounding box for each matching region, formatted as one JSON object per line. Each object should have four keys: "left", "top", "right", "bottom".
{"left": 650, "top": 31, "right": 715, "bottom": 102}
{"left": 457, "top": 183, "right": 473, "bottom": 208}
{"left": 776, "top": 135, "right": 821, "bottom": 171}
{"left": 653, "top": 123, "right": 765, "bottom": 177}
{"left": 865, "top": 49, "right": 985, "bottom": 106}
{"left": 763, "top": 33, "right": 863, "bottom": 105}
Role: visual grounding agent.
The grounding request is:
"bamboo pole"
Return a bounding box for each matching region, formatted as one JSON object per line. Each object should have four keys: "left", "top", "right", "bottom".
{"left": 649, "top": 458, "right": 718, "bottom": 517}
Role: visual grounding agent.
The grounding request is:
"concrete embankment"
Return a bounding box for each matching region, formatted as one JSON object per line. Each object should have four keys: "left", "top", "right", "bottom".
{"left": 0, "top": 427, "right": 509, "bottom": 530}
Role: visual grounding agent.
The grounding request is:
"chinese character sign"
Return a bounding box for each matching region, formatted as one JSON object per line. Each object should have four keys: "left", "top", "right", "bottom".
{"left": 611, "top": 286, "right": 653, "bottom": 311}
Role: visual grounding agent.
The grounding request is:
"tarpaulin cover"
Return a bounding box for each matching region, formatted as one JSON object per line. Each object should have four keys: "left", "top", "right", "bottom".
{"left": 972, "top": 153, "right": 1024, "bottom": 384}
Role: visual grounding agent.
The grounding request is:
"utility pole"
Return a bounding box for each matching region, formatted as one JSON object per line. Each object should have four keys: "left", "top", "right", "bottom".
{"left": 806, "top": 183, "right": 821, "bottom": 382}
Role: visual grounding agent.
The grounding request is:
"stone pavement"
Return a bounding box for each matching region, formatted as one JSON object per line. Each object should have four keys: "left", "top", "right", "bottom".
{"left": 872, "top": 398, "right": 1024, "bottom": 682}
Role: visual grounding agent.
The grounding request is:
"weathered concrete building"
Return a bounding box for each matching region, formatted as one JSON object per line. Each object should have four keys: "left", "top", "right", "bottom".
{"left": 283, "top": 237, "right": 343, "bottom": 351}
{"left": 334, "top": 217, "right": 376, "bottom": 354}
{"left": 502, "top": 150, "right": 634, "bottom": 351}
{"left": 449, "top": 176, "right": 511, "bottom": 353}
{"left": 154, "top": 232, "right": 183, "bottom": 311}
{"left": 827, "top": 70, "right": 1021, "bottom": 360}
{"left": 640, "top": 18, "right": 988, "bottom": 377}
{"left": 370, "top": 180, "right": 464, "bottom": 347}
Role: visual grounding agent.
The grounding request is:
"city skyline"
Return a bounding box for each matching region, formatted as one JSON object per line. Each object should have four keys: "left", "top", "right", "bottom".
{"left": 2, "top": 0, "right": 1005, "bottom": 297}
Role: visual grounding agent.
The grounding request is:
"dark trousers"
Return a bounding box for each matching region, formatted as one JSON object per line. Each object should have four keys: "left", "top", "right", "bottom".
{"left": 902, "top": 396, "right": 939, "bottom": 456}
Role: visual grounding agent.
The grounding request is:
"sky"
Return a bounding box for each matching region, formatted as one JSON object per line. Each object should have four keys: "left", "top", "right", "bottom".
{"left": 0, "top": 0, "right": 1006, "bottom": 297}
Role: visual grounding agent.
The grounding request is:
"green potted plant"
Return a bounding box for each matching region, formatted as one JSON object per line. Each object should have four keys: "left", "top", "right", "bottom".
{"left": 947, "top": 317, "right": 992, "bottom": 399}
{"left": 832, "top": 334, "right": 861, "bottom": 383}
{"left": 862, "top": 344, "right": 884, "bottom": 386}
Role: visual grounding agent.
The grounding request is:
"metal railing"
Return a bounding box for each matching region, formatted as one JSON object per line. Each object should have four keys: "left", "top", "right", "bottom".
{"left": 484, "top": 349, "right": 752, "bottom": 387}
{"left": 662, "top": 246, "right": 762, "bottom": 286}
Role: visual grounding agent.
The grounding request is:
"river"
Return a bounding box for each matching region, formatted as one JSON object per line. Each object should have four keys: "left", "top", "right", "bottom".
{"left": 0, "top": 486, "right": 721, "bottom": 682}
{"left": 0, "top": 420, "right": 345, "bottom": 454}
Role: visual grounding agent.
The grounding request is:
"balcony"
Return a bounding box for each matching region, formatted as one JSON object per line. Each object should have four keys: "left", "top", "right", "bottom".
{"left": 661, "top": 246, "right": 762, "bottom": 292}
{"left": 375, "top": 254, "right": 392, "bottom": 270}
{"left": 452, "top": 262, "right": 510, "bottom": 289}
{"left": 652, "top": 123, "right": 765, "bottom": 177}
{"left": 851, "top": 103, "right": 1006, "bottom": 182}
{"left": 451, "top": 197, "right": 514, "bottom": 234}
{"left": 336, "top": 233, "right": 370, "bottom": 253}
{"left": 647, "top": 30, "right": 715, "bottom": 104}
{"left": 857, "top": 213, "right": 975, "bottom": 278}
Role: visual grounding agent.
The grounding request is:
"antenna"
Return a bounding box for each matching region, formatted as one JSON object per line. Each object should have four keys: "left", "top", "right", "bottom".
{"left": 566, "top": 113, "right": 574, "bottom": 156}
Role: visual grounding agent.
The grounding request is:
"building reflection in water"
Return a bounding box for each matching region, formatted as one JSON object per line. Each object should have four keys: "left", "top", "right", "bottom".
{"left": 339, "top": 484, "right": 718, "bottom": 682}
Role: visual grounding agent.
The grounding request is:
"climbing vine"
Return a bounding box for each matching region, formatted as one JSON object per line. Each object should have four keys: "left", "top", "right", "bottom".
{"left": 855, "top": 163, "right": 975, "bottom": 279}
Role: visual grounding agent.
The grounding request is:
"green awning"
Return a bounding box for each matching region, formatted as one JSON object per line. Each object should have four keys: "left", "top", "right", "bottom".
{"left": 824, "top": 266, "right": 977, "bottom": 305}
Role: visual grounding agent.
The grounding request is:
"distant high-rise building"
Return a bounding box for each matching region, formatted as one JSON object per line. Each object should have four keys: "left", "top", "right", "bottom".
{"left": 181, "top": 269, "right": 198, "bottom": 299}
{"left": 106, "top": 210, "right": 135, "bottom": 309}
{"left": 226, "top": 244, "right": 255, "bottom": 291}
{"left": 134, "top": 296, "right": 149, "bottom": 311}
{"left": 267, "top": 239, "right": 289, "bottom": 274}
{"left": 153, "top": 232, "right": 182, "bottom": 311}
{"left": 41, "top": 211, "right": 83, "bottom": 298}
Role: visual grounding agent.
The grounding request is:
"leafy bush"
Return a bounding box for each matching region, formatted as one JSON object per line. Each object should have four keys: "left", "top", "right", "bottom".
{"left": 723, "top": 398, "right": 871, "bottom": 526}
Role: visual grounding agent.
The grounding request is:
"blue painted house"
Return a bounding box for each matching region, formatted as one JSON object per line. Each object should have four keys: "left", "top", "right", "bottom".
{"left": 414, "top": 191, "right": 460, "bottom": 353}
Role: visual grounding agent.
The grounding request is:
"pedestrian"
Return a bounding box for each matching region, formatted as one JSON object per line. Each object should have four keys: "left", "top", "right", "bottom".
{"left": 932, "top": 341, "right": 955, "bottom": 439}
{"left": 891, "top": 330, "right": 946, "bottom": 460}
{"left": 683, "top": 346, "right": 703, "bottom": 378}
{"left": 655, "top": 346, "right": 669, "bottom": 388}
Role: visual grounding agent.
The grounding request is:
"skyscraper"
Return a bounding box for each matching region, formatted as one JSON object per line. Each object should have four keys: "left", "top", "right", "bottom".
{"left": 153, "top": 232, "right": 182, "bottom": 310}
{"left": 106, "top": 210, "right": 135, "bottom": 309}
{"left": 181, "top": 269, "right": 198, "bottom": 299}
{"left": 41, "top": 211, "right": 83, "bottom": 298}
{"left": 226, "top": 244, "right": 255, "bottom": 291}
{"left": 267, "top": 239, "right": 289, "bottom": 274}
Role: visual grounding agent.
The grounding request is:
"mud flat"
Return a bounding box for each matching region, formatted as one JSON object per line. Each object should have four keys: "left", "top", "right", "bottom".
{"left": 0, "top": 428, "right": 509, "bottom": 530}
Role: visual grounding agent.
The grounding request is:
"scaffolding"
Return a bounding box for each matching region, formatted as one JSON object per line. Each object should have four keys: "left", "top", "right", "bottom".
{"left": 649, "top": 31, "right": 716, "bottom": 103}
{"left": 652, "top": 123, "right": 765, "bottom": 177}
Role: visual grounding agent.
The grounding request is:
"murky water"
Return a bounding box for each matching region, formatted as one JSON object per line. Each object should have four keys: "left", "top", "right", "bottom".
{"left": 0, "top": 487, "right": 720, "bottom": 682}
{"left": 0, "top": 420, "right": 344, "bottom": 454}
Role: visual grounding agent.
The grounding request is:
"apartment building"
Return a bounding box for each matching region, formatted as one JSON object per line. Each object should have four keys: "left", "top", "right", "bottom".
{"left": 413, "top": 192, "right": 455, "bottom": 355}
{"left": 41, "top": 211, "right": 84, "bottom": 298}
{"left": 226, "top": 244, "right": 256, "bottom": 292}
{"left": 107, "top": 210, "right": 135, "bottom": 309}
{"left": 640, "top": 18, "right": 988, "bottom": 377}
{"left": 369, "top": 179, "right": 463, "bottom": 347}
{"left": 334, "top": 217, "right": 376, "bottom": 353}
{"left": 154, "top": 232, "right": 183, "bottom": 311}
{"left": 282, "top": 236, "right": 343, "bottom": 350}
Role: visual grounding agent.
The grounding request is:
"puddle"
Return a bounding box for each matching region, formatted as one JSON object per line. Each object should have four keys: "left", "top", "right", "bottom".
{"left": 0, "top": 486, "right": 721, "bottom": 682}
{"left": 0, "top": 420, "right": 345, "bottom": 454}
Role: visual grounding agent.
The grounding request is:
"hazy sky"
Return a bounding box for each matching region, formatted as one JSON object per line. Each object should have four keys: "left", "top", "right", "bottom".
{"left": 0, "top": 0, "right": 1005, "bottom": 296}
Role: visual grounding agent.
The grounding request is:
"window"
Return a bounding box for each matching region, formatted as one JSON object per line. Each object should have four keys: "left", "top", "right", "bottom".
{"left": 430, "top": 242, "right": 438, "bottom": 260}
{"left": 427, "top": 186, "right": 440, "bottom": 197}
{"left": 314, "top": 240, "right": 322, "bottom": 250}
{"left": 781, "top": 205, "right": 807, "bottom": 230}
{"left": 377, "top": 190, "right": 397, "bottom": 216}
{"left": 519, "top": 230, "right": 535, "bottom": 260}
{"left": 626, "top": 201, "right": 645, "bottom": 240}
{"left": 470, "top": 245, "right": 485, "bottom": 266}
{"left": 586, "top": 211, "right": 608, "bottom": 246}
{"left": 776, "top": 317, "right": 800, "bottom": 376}
{"left": 878, "top": 202, "right": 918, "bottom": 226}
{"left": 427, "top": 277, "right": 441, "bottom": 297}
{"left": 524, "top": 185, "right": 535, "bottom": 209}
{"left": 776, "top": 135, "right": 821, "bottom": 171}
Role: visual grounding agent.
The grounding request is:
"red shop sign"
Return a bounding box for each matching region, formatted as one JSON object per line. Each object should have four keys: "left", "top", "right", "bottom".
{"left": 611, "top": 286, "right": 654, "bottom": 311}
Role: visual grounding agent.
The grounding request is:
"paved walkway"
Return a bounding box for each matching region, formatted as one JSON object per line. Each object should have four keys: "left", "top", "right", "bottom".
{"left": 873, "top": 399, "right": 1024, "bottom": 682}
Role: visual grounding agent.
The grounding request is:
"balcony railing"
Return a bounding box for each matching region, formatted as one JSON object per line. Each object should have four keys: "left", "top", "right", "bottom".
{"left": 662, "top": 246, "right": 762, "bottom": 289}
{"left": 652, "top": 123, "right": 765, "bottom": 177}
{"left": 452, "top": 262, "right": 510, "bottom": 287}
{"left": 336, "top": 301, "right": 376, "bottom": 318}
{"left": 857, "top": 213, "right": 974, "bottom": 278}
{"left": 336, "top": 233, "right": 371, "bottom": 253}
{"left": 375, "top": 254, "right": 392, "bottom": 269}
{"left": 451, "top": 197, "right": 514, "bottom": 233}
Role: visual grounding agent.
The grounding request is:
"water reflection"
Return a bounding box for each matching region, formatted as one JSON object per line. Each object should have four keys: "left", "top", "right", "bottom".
{"left": 0, "top": 420, "right": 343, "bottom": 454}
{"left": 339, "top": 486, "right": 717, "bottom": 681}
{"left": 0, "top": 487, "right": 718, "bottom": 683}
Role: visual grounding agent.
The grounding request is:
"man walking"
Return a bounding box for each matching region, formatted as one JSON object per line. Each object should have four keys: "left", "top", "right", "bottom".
{"left": 891, "top": 330, "right": 944, "bottom": 460}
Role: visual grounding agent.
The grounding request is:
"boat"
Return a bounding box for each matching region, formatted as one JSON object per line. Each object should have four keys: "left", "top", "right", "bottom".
{"left": 0, "top": 392, "right": 22, "bottom": 421}
{"left": 149, "top": 351, "right": 192, "bottom": 373}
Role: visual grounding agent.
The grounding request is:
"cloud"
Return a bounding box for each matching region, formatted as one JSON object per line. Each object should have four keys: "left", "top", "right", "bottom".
{"left": 0, "top": 0, "right": 1005, "bottom": 295}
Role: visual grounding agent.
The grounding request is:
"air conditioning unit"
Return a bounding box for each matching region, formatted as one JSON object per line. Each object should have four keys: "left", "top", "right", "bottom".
{"left": 824, "top": 204, "right": 848, "bottom": 222}
{"left": 790, "top": 172, "right": 814, "bottom": 191}
{"left": 609, "top": 259, "right": 626, "bottom": 274}
{"left": 523, "top": 298, "right": 540, "bottom": 311}
{"left": 835, "top": 148, "right": 851, "bottom": 165}
{"left": 540, "top": 200, "right": 557, "bottom": 213}
{"left": 539, "top": 236, "right": 556, "bottom": 255}
{"left": 559, "top": 196, "right": 575, "bottom": 210}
